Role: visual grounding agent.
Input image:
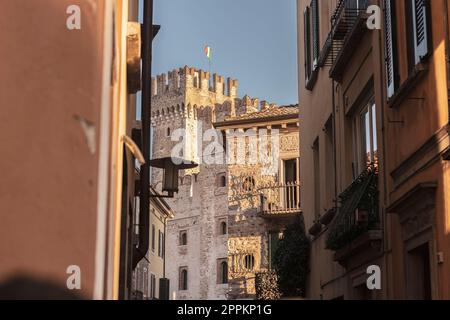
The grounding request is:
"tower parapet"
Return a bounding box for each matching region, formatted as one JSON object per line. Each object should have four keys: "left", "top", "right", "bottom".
{"left": 151, "top": 66, "right": 238, "bottom": 98}
{"left": 213, "top": 74, "right": 225, "bottom": 96}
{"left": 241, "top": 95, "right": 260, "bottom": 114}
{"left": 227, "top": 78, "right": 238, "bottom": 98}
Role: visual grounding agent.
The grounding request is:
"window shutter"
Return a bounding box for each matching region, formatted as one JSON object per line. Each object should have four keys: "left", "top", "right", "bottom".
{"left": 412, "top": 0, "right": 429, "bottom": 64}
{"left": 311, "top": 0, "right": 320, "bottom": 69}
{"left": 384, "top": 0, "right": 396, "bottom": 98}
{"left": 304, "top": 6, "right": 311, "bottom": 82}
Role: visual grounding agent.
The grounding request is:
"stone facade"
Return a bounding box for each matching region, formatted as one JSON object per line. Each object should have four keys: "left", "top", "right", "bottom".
{"left": 223, "top": 125, "right": 300, "bottom": 299}
{"left": 150, "top": 66, "right": 300, "bottom": 300}
{"left": 151, "top": 66, "right": 235, "bottom": 299}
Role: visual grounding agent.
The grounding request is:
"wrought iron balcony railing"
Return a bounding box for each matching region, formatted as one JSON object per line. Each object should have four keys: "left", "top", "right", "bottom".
{"left": 322, "top": 0, "right": 370, "bottom": 73}
{"left": 331, "top": 0, "right": 369, "bottom": 39}
{"left": 259, "top": 182, "right": 301, "bottom": 217}
{"left": 326, "top": 166, "right": 379, "bottom": 251}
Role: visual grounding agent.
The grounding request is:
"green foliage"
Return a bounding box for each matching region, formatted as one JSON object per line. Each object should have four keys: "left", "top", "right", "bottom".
{"left": 255, "top": 271, "right": 281, "bottom": 300}
{"left": 273, "top": 216, "right": 310, "bottom": 297}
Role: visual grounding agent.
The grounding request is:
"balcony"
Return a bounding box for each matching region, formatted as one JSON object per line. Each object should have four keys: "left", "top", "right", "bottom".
{"left": 325, "top": 167, "right": 381, "bottom": 267}
{"left": 259, "top": 182, "right": 301, "bottom": 218}
{"left": 323, "top": 0, "right": 371, "bottom": 80}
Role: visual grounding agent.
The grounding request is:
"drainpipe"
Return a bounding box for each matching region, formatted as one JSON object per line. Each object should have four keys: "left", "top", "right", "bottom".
{"left": 163, "top": 216, "right": 167, "bottom": 278}
{"left": 133, "top": 0, "right": 153, "bottom": 269}
{"left": 377, "top": 5, "right": 389, "bottom": 297}
{"left": 332, "top": 80, "right": 338, "bottom": 206}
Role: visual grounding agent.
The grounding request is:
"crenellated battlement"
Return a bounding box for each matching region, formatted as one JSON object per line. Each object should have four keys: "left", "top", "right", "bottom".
{"left": 150, "top": 66, "right": 279, "bottom": 129}
{"left": 151, "top": 66, "right": 238, "bottom": 98}
{"left": 241, "top": 95, "right": 260, "bottom": 114}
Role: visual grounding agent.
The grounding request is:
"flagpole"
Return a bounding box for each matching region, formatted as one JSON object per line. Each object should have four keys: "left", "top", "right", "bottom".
{"left": 205, "top": 45, "right": 213, "bottom": 87}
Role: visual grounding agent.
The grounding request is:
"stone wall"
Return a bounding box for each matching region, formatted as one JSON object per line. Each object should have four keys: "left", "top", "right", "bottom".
{"left": 151, "top": 67, "right": 236, "bottom": 299}
{"left": 150, "top": 66, "right": 300, "bottom": 300}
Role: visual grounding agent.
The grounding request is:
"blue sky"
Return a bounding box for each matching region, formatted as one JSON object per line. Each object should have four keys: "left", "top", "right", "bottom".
{"left": 149, "top": 0, "right": 298, "bottom": 106}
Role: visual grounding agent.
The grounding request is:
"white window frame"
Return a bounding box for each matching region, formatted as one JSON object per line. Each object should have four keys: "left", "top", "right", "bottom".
{"left": 352, "top": 97, "right": 377, "bottom": 177}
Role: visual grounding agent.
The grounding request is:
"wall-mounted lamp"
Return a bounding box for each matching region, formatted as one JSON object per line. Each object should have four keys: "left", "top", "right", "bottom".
{"left": 149, "top": 157, "right": 198, "bottom": 198}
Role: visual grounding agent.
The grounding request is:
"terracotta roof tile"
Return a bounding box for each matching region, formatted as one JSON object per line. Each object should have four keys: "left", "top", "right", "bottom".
{"left": 225, "top": 104, "right": 299, "bottom": 122}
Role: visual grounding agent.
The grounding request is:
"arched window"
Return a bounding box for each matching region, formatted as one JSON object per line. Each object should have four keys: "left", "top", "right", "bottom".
{"left": 180, "top": 230, "right": 187, "bottom": 246}
{"left": 179, "top": 268, "right": 188, "bottom": 290}
{"left": 220, "top": 221, "right": 227, "bottom": 235}
{"left": 220, "top": 175, "right": 226, "bottom": 187}
{"left": 244, "top": 254, "right": 255, "bottom": 271}
{"left": 166, "top": 127, "right": 171, "bottom": 137}
{"left": 221, "top": 261, "right": 228, "bottom": 284}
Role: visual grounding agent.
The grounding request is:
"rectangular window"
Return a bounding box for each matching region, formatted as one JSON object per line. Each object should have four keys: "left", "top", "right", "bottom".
{"left": 158, "top": 230, "right": 164, "bottom": 258}
{"left": 217, "top": 259, "right": 228, "bottom": 284}
{"left": 283, "top": 158, "right": 299, "bottom": 209}
{"left": 352, "top": 98, "right": 378, "bottom": 177}
{"left": 405, "top": 0, "right": 430, "bottom": 68}
{"left": 150, "top": 273, "right": 156, "bottom": 299}
{"left": 304, "top": 6, "right": 312, "bottom": 82}
{"left": 143, "top": 268, "right": 149, "bottom": 299}
{"left": 158, "top": 230, "right": 163, "bottom": 257}
{"left": 162, "top": 232, "right": 165, "bottom": 258}
{"left": 324, "top": 117, "right": 335, "bottom": 207}
{"left": 179, "top": 230, "right": 187, "bottom": 246}
{"left": 311, "top": 0, "right": 320, "bottom": 68}
{"left": 312, "top": 138, "right": 320, "bottom": 218}
{"left": 304, "top": 0, "right": 319, "bottom": 88}
{"left": 151, "top": 224, "right": 155, "bottom": 252}
{"left": 384, "top": 0, "right": 398, "bottom": 98}
{"left": 179, "top": 267, "right": 188, "bottom": 291}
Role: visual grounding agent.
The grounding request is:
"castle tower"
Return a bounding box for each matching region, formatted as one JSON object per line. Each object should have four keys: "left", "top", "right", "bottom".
{"left": 150, "top": 66, "right": 238, "bottom": 300}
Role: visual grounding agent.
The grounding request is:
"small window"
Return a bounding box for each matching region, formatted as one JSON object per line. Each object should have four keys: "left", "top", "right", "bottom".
{"left": 150, "top": 274, "right": 156, "bottom": 299}
{"left": 158, "top": 230, "right": 164, "bottom": 258}
{"left": 166, "top": 127, "right": 171, "bottom": 137}
{"left": 352, "top": 98, "right": 378, "bottom": 177}
{"left": 151, "top": 224, "right": 155, "bottom": 252}
{"left": 218, "top": 174, "right": 226, "bottom": 187}
{"left": 217, "top": 259, "right": 228, "bottom": 284}
{"left": 220, "top": 221, "right": 227, "bottom": 235}
{"left": 243, "top": 177, "right": 255, "bottom": 192}
{"left": 179, "top": 267, "right": 188, "bottom": 291}
{"left": 180, "top": 230, "right": 187, "bottom": 246}
{"left": 244, "top": 254, "right": 255, "bottom": 271}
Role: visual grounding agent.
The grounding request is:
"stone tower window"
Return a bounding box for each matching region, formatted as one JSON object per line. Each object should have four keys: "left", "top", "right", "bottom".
{"left": 217, "top": 173, "right": 226, "bottom": 187}
{"left": 179, "top": 230, "right": 187, "bottom": 246}
{"left": 179, "top": 267, "right": 188, "bottom": 291}
{"left": 166, "top": 127, "right": 171, "bottom": 137}
{"left": 217, "top": 259, "right": 228, "bottom": 284}
{"left": 220, "top": 221, "right": 227, "bottom": 235}
{"left": 244, "top": 254, "right": 255, "bottom": 271}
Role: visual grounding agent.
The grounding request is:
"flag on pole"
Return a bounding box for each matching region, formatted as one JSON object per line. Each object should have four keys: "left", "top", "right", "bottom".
{"left": 204, "top": 46, "right": 212, "bottom": 60}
